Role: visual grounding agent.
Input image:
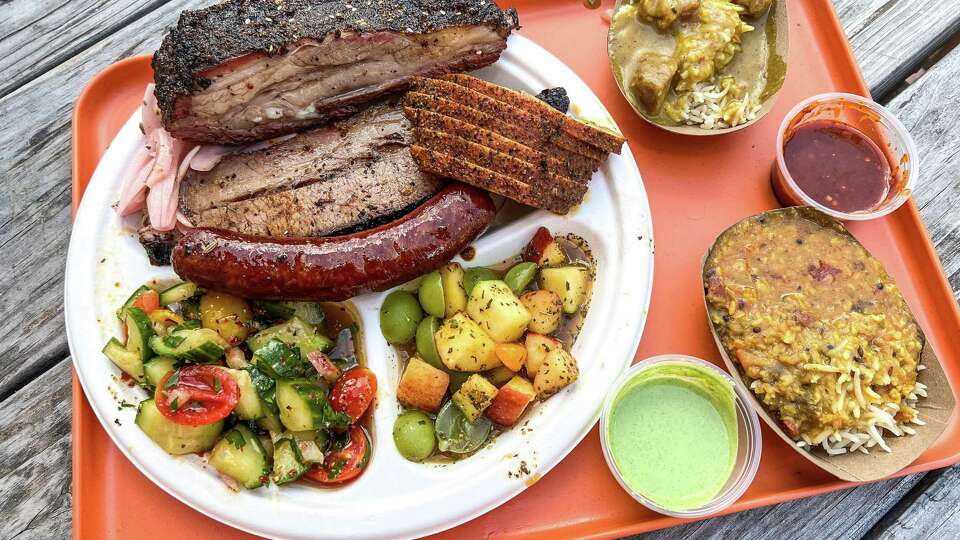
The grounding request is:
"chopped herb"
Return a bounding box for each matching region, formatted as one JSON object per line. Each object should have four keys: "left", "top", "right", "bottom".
{"left": 225, "top": 429, "right": 247, "bottom": 449}
{"left": 164, "top": 369, "right": 181, "bottom": 389}
{"left": 169, "top": 397, "right": 180, "bottom": 412}
{"left": 328, "top": 458, "right": 348, "bottom": 479}
{"left": 213, "top": 377, "right": 222, "bottom": 393}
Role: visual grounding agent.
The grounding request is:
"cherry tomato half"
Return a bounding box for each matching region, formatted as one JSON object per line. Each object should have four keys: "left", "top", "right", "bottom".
{"left": 132, "top": 289, "right": 161, "bottom": 314}
{"left": 156, "top": 365, "right": 238, "bottom": 426}
{"left": 329, "top": 367, "right": 378, "bottom": 423}
{"left": 304, "top": 425, "right": 370, "bottom": 484}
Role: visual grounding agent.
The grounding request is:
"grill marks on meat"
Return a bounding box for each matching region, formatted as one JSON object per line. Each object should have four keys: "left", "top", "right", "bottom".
{"left": 179, "top": 102, "right": 445, "bottom": 238}
{"left": 152, "top": 0, "right": 519, "bottom": 143}
{"left": 404, "top": 74, "right": 626, "bottom": 214}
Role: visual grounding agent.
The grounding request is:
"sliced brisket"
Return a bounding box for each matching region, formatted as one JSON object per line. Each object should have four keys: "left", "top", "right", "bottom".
{"left": 140, "top": 101, "right": 445, "bottom": 265}
{"left": 153, "top": 0, "right": 519, "bottom": 144}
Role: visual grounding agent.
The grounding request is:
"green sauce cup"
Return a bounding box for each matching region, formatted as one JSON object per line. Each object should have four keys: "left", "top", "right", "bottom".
{"left": 600, "top": 355, "right": 762, "bottom": 518}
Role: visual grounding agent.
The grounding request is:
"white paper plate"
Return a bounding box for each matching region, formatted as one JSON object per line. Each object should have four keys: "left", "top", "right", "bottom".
{"left": 65, "top": 35, "right": 655, "bottom": 540}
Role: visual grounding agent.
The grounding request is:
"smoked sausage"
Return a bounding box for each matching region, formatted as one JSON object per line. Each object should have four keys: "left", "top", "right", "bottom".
{"left": 171, "top": 183, "right": 495, "bottom": 301}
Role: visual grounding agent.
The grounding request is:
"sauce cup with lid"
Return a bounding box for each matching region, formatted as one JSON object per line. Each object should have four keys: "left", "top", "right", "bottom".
{"left": 599, "top": 355, "right": 762, "bottom": 518}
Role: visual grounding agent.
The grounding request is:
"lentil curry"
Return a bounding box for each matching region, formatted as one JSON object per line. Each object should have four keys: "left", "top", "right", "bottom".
{"left": 704, "top": 208, "right": 925, "bottom": 454}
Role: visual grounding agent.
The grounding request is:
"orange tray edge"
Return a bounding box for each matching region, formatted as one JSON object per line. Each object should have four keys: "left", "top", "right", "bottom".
{"left": 70, "top": 2, "right": 960, "bottom": 538}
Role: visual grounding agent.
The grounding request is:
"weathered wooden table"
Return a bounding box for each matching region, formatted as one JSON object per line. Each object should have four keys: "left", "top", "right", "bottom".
{"left": 1, "top": 1, "right": 958, "bottom": 538}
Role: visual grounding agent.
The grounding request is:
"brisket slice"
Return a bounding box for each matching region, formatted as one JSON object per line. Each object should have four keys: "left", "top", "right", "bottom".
{"left": 153, "top": 0, "right": 519, "bottom": 144}
{"left": 140, "top": 102, "right": 445, "bottom": 265}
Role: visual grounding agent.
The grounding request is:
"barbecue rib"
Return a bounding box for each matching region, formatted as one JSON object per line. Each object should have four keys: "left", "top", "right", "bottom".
{"left": 139, "top": 102, "right": 445, "bottom": 265}
{"left": 404, "top": 75, "right": 626, "bottom": 214}
{"left": 153, "top": 0, "right": 519, "bottom": 144}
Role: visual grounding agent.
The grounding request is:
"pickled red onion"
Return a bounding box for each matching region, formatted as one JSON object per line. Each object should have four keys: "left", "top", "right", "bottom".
{"left": 190, "top": 145, "right": 231, "bottom": 171}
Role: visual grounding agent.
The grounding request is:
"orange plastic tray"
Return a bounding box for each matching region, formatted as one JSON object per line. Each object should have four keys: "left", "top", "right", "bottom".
{"left": 71, "top": 1, "right": 960, "bottom": 538}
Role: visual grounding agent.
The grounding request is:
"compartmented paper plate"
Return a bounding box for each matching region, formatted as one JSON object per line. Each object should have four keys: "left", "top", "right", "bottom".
{"left": 64, "top": 35, "right": 655, "bottom": 540}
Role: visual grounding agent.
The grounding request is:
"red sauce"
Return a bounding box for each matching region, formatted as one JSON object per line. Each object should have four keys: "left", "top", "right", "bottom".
{"left": 782, "top": 120, "right": 891, "bottom": 213}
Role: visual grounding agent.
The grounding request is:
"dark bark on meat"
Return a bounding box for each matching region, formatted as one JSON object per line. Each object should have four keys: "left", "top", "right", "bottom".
{"left": 152, "top": 0, "right": 519, "bottom": 143}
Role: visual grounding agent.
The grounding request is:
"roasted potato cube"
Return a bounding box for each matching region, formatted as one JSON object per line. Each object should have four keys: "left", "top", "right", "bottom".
{"left": 435, "top": 313, "right": 500, "bottom": 372}
{"left": 534, "top": 348, "right": 579, "bottom": 398}
{"left": 486, "top": 376, "right": 537, "bottom": 426}
{"left": 525, "top": 333, "right": 561, "bottom": 379}
{"left": 440, "top": 263, "right": 468, "bottom": 316}
{"left": 397, "top": 357, "right": 450, "bottom": 413}
{"left": 538, "top": 266, "right": 591, "bottom": 314}
{"left": 519, "top": 290, "right": 563, "bottom": 334}
{"left": 452, "top": 374, "right": 499, "bottom": 422}
{"left": 467, "top": 280, "right": 531, "bottom": 343}
{"left": 630, "top": 53, "right": 679, "bottom": 115}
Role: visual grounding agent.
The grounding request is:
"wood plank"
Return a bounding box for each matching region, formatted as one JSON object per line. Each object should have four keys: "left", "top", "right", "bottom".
{"left": 832, "top": 0, "right": 960, "bottom": 98}
{"left": 643, "top": 474, "right": 924, "bottom": 540}
{"left": 0, "top": 0, "right": 204, "bottom": 401}
{"left": 847, "top": 41, "right": 960, "bottom": 540}
{"left": 883, "top": 44, "right": 960, "bottom": 300}
{"left": 0, "top": 360, "right": 71, "bottom": 540}
{"left": 868, "top": 467, "right": 960, "bottom": 538}
{"left": 0, "top": 0, "right": 165, "bottom": 98}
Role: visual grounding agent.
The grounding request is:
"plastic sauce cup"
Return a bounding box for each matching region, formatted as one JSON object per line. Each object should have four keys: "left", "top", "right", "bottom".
{"left": 771, "top": 93, "right": 919, "bottom": 220}
{"left": 599, "top": 355, "right": 762, "bottom": 518}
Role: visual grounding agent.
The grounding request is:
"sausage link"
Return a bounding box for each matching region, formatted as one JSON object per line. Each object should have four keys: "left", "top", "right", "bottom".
{"left": 171, "top": 183, "right": 495, "bottom": 301}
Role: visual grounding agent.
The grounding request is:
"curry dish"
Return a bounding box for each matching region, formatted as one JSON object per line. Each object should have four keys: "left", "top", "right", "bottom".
{"left": 609, "top": 0, "right": 784, "bottom": 129}
{"left": 704, "top": 209, "right": 926, "bottom": 454}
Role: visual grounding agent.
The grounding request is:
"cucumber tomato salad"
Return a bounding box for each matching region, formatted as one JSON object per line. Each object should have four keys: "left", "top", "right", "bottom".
{"left": 381, "top": 227, "right": 595, "bottom": 461}
{"left": 103, "top": 283, "right": 376, "bottom": 490}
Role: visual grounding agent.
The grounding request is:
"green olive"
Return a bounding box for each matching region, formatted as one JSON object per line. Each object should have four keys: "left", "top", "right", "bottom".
{"left": 417, "top": 271, "right": 446, "bottom": 318}
{"left": 393, "top": 410, "right": 437, "bottom": 461}
{"left": 463, "top": 267, "right": 499, "bottom": 297}
{"left": 503, "top": 262, "right": 539, "bottom": 294}
{"left": 380, "top": 290, "right": 424, "bottom": 345}
{"left": 416, "top": 316, "right": 443, "bottom": 369}
{"left": 435, "top": 400, "right": 492, "bottom": 454}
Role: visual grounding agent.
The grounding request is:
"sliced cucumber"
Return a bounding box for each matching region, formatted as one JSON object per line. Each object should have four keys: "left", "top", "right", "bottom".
{"left": 173, "top": 319, "right": 202, "bottom": 332}
{"left": 117, "top": 285, "right": 152, "bottom": 319}
{"left": 271, "top": 437, "right": 308, "bottom": 485}
{"left": 159, "top": 281, "right": 199, "bottom": 306}
{"left": 219, "top": 368, "right": 264, "bottom": 420}
{"left": 299, "top": 334, "right": 335, "bottom": 356}
{"left": 124, "top": 307, "right": 155, "bottom": 363}
{"left": 257, "top": 410, "right": 284, "bottom": 434}
{"left": 103, "top": 338, "right": 145, "bottom": 383}
{"left": 258, "top": 434, "right": 275, "bottom": 460}
{"left": 148, "top": 328, "right": 227, "bottom": 362}
{"left": 276, "top": 379, "right": 347, "bottom": 432}
{"left": 288, "top": 302, "right": 326, "bottom": 326}
{"left": 135, "top": 399, "right": 222, "bottom": 455}
{"left": 286, "top": 430, "right": 328, "bottom": 462}
{"left": 208, "top": 425, "right": 269, "bottom": 489}
{"left": 143, "top": 356, "right": 178, "bottom": 388}
{"left": 247, "top": 316, "right": 333, "bottom": 355}
{"left": 253, "top": 301, "right": 297, "bottom": 320}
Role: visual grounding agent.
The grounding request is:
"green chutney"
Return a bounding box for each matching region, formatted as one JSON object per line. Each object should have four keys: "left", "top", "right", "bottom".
{"left": 605, "top": 363, "right": 739, "bottom": 511}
